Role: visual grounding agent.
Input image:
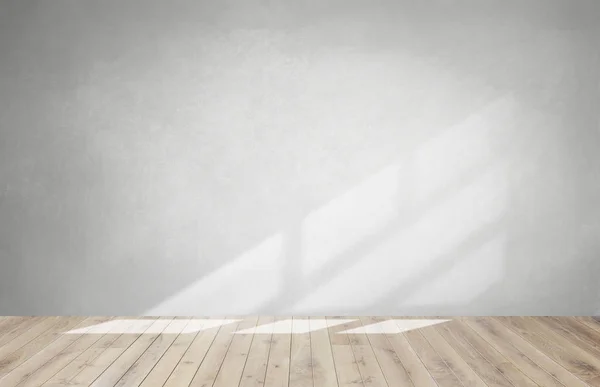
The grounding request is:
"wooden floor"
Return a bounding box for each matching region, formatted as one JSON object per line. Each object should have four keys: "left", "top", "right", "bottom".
{"left": 1, "top": 317, "right": 600, "bottom": 387}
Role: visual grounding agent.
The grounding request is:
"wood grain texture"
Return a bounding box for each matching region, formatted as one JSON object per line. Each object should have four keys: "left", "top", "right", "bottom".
{"left": 327, "top": 317, "right": 362, "bottom": 387}
{"left": 435, "top": 320, "right": 515, "bottom": 387}
{"left": 310, "top": 317, "right": 337, "bottom": 387}
{"left": 114, "top": 318, "right": 189, "bottom": 387}
{"left": 464, "top": 317, "right": 566, "bottom": 387}
{"left": 188, "top": 317, "right": 244, "bottom": 387}
{"left": 498, "top": 316, "right": 600, "bottom": 385}
{"left": 213, "top": 316, "right": 259, "bottom": 387}
{"left": 1, "top": 316, "right": 599, "bottom": 387}
{"left": 449, "top": 319, "right": 538, "bottom": 387}
{"left": 138, "top": 318, "right": 197, "bottom": 387}
{"left": 69, "top": 318, "right": 160, "bottom": 386}
{"left": 404, "top": 326, "right": 462, "bottom": 387}
{"left": 289, "top": 317, "right": 313, "bottom": 387}
{"left": 45, "top": 317, "right": 137, "bottom": 386}
{"left": 90, "top": 317, "right": 174, "bottom": 387}
{"left": 419, "top": 324, "right": 486, "bottom": 387}
{"left": 264, "top": 317, "right": 291, "bottom": 387}
{"left": 359, "top": 317, "right": 413, "bottom": 387}
{"left": 0, "top": 317, "right": 38, "bottom": 345}
{"left": 163, "top": 317, "right": 226, "bottom": 387}
{"left": 0, "top": 317, "right": 90, "bottom": 385}
{"left": 385, "top": 318, "right": 437, "bottom": 387}
{"left": 239, "top": 316, "right": 274, "bottom": 387}
{"left": 347, "top": 317, "right": 388, "bottom": 387}
{"left": 9, "top": 317, "right": 114, "bottom": 387}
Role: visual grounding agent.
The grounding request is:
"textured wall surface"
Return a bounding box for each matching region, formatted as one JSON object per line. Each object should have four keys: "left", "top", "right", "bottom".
{"left": 1, "top": 0, "right": 599, "bottom": 315}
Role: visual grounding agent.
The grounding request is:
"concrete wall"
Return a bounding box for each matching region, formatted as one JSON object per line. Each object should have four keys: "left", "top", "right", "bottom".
{"left": 1, "top": 0, "right": 598, "bottom": 315}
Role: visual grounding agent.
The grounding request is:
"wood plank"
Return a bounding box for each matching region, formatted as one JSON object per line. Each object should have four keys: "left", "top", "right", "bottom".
{"left": 497, "top": 316, "right": 600, "bottom": 385}
{"left": 139, "top": 318, "right": 199, "bottom": 387}
{"left": 87, "top": 318, "right": 171, "bottom": 387}
{"left": 188, "top": 317, "right": 245, "bottom": 387}
{"left": 330, "top": 345, "right": 362, "bottom": 387}
{"left": 264, "top": 317, "right": 292, "bottom": 387}
{"left": 0, "top": 317, "right": 33, "bottom": 342}
{"left": 113, "top": 318, "right": 190, "bottom": 387}
{"left": 8, "top": 317, "right": 115, "bottom": 387}
{"left": 239, "top": 316, "right": 274, "bottom": 387}
{"left": 44, "top": 317, "right": 137, "bottom": 386}
{"left": 464, "top": 317, "right": 566, "bottom": 387}
{"left": 0, "top": 318, "right": 45, "bottom": 346}
{"left": 163, "top": 318, "right": 231, "bottom": 387}
{"left": 435, "top": 320, "right": 514, "bottom": 387}
{"left": 327, "top": 317, "right": 361, "bottom": 387}
{"left": 419, "top": 324, "right": 486, "bottom": 387}
{"left": 0, "top": 317, "right": 87, "bottom": 382}
{"left": 213, "top": 316, "right": 260, "bottom": 387}
{"left": 0, "top": 317, "right": 14, "bottom": 326}
{"left": 346, "top": 316, "right": 387, "bottom": 387}
{"left": 310, "top": 317, "right": 338, "bottom": 387}
{"left": 537, "top": 317, "right": 600, "bottom": 358}
{"left": 450, "top": 319, "right": 537, "bottom": 387}
{"left": 575, "top": 317, "right": 600, "bottom": 335}
{"left": 0, "top": 317, "right": 61, "bottom": 363}
{"left": 384, "top": 319, "right": 436, "bottom": 387}
{"left": 0, "top": 317, "right": 100, "bottom": 386}
{"left": 289, "top": 317, "right": 314, "bottom": 387}
{"left": 476, "top": 317, "right": 587, "bottom": 387}
{"left": 358, "top": 317, "right": 412, "bottom": 387}
{"left": 326, "top": 317, "right": 361, "bottom": 387}
{"left": 404, "top": 327, "right": 461, "bottom": 387}
{"left": 67, "top": 318, "right": 159, "bottom": 386}
{"left": 550, "top": 317, "right": 600, "bottom": 352}
{"left": 328, "top": 318, "right": 362, "bottom": 346}
{"left": 3, "top": 316, "right": 600, "bottom": 387}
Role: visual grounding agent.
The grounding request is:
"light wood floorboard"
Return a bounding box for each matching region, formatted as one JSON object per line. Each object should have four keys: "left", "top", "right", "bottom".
{"left": 0, "top": 317, "right": 597, "bottom": 387}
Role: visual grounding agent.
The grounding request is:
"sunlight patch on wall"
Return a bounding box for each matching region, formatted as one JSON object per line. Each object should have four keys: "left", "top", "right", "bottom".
{"left": 286, "top": 96, "right": 514, "bottom": 313}
{"left": 402, "top": 233, "right": 506, "bottom": 306}
{"left": 287, "top": 161, "right": 508, "bottom": 312}
{"left": 144, "top": 233, "right": 284, "bottom": 315}
{"left": 142, "top": 93, "right": 515, "bottom": 316}
{"left": 414, "top": 96, "right": 514, "bottom": 201}
{"left": 301, "top": 163, "right": 401, "bottom": 277}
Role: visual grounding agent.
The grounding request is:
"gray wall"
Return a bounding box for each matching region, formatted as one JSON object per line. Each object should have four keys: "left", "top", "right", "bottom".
{"left": 0, "top": 0, "right": 598, "bottom": 316}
